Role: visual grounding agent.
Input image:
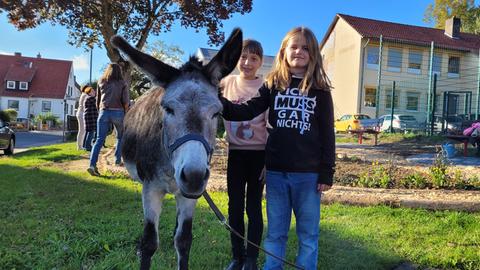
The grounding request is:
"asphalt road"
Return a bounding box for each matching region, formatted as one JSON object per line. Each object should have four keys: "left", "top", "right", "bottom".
{"left": 13, "top": 130, "right": 65, "bottom": 153}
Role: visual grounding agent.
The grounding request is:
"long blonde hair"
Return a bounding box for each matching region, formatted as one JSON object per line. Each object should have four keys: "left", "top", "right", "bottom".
{"left": 100, "top": 63, "right": 123, "bottom": 84}
{"left": 266, "top": 26, "right": 330, "bottom": 93}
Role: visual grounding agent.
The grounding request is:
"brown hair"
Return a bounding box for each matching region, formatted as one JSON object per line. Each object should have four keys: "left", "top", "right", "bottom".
{"left": 266, "top": 26, "right": 330, "bottom": 94}
{"left": 84, "top": 86, "right": 94, "bottom": 95}
{"left": 81, "top": 85, "right": 91, "bottom": 93}
{"left": 242, "top": 39, "right": 263, "bottom": 59}
{"left": 100, "top": 63, "right": 123, "bottom": 84}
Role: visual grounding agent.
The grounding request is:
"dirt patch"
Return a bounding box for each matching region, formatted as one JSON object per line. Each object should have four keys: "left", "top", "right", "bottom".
{"left": 48, "top": 140, "right": 480, "bottom": 212}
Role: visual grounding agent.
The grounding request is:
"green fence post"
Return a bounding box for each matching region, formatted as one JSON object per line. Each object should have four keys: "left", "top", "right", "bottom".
{"left": 389, "top": 81, "right": 396, "bottom": 133}
{"left": 375, "top": 35, "right": 383, "bottom": 118}
{"left": 427, "top": 41, "right": 434, "bottom": 135}
{"left": 430, "top": 74, "right": 437, "bottom": 135}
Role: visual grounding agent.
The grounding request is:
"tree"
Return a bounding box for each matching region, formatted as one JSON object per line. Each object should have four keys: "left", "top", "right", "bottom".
{"left": 423, "top": 0, "right": 480, "bottom": 34}
{"left": 130, "top": 40, "right": 184, "bottom": 98}
{"left": 0, "top": 0, "right": 252, "bottom": 87}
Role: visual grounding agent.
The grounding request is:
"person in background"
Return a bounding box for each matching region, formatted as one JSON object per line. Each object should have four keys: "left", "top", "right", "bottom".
{"left": 76, "top": 85, "right": 89, "bottom": 150}
{"left": 83, "top": 86, "right": 98, "bottom": 151}
{"left": 220, "top": 26, "right": 335, "bottom": 270}
{"left": 222, "top": 39, "right": 267, "bottom": 270}
{"left": 87, "top": 63, "right": 129, "bottom": 176}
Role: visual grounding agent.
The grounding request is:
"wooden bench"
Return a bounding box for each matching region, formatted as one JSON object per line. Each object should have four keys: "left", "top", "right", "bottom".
{"left": 350, "top": 129, "right": 380, "bottom": 145}
{"left": 445, "top": 134, "right": 480, "bottom": 157}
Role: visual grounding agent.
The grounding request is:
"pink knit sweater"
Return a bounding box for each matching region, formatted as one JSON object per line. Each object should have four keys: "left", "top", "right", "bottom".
{"left": 221, "top": 75, "right": 267, "bottom": 150}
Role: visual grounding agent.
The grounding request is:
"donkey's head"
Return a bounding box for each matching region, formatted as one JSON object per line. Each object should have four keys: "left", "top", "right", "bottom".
{"left": 111, "top": 29, "right": 242, "bottom": 198}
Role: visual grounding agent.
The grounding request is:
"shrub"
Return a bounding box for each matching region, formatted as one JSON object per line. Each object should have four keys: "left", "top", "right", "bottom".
{"left": 4, "top": 109, "right": 18, "bottom": 122}
{"left": 356, "top": 161, "right": 392, "bottom": 188}
{"left": 0, "top": 111, "right": 9, "bottom": 122}
{"left": 400, "top": 172, "right": 428, "bottom": 189}
{"left": 35, "top": 113, "right": 60, "bottom": 126}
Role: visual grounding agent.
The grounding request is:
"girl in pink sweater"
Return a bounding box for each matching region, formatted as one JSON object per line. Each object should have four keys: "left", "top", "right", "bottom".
{"left": 221, "top": 39, "right": 267, "bottom": 270}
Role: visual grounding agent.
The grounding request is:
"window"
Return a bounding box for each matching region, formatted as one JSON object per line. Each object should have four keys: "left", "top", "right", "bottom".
{"left": 385, "top": 92, "right": 399, "bottom": 109}
{"left": 406, "top": 92, "right": 420, "bottom": 111}
{"left": 8, "top": 100, "right": 19, "bottom": 110}
{"left": 433, "top": 53, "right": 442, "bottom": 75}
{"left": 408, "top": 51, "right": 422, "bottom": 74}
{"left": 364, "top": 87, "right": 377, "bottom": 107}
{"left": 387, "top": 48, "right": 402, "bottom": 72}
{"left": 7, "top": 81, "right": 15, "bottom": 89}
{"left": 42, "top": 101, "right": 52, "bottom": 112}
{"left": 19, "top": 82, "right": 28, "bottom": 90}
{"left": 448, "top": 56, "right": 460, "bottom": 77}
{"left": 366, "top": 47, "right": 379, "bottom": 69}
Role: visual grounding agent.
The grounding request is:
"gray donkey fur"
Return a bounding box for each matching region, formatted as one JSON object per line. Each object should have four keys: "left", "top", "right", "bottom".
{"left": 110, "top": 29, "right": 242, "bottom": 270}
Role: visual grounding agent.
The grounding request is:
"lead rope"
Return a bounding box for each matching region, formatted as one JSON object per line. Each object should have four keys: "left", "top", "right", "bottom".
{"left": 202, "top": 191, "right": 305, "bottom": 270}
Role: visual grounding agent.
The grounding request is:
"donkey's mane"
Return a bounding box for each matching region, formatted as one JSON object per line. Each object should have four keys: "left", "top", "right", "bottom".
{"left": 180, "top": 56, "right": 203, "bottom": 73}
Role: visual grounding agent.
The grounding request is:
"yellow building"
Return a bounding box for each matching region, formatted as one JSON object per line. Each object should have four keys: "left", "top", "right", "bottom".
{"left": 320, "top": 14, "right": 480, "bottom": 124}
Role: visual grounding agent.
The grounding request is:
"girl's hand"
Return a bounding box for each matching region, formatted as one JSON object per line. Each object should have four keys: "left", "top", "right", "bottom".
{"left": 317, "top": 184, "right": 331, "bottom": 192}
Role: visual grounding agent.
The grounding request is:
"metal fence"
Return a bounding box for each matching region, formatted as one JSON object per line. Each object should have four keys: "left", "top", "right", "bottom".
{"left": 368, "top": 35, "right": 480, "bottom": 134}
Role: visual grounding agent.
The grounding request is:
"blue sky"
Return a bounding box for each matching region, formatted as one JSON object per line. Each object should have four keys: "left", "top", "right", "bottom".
{"left": 0, "top": 0, "right": 443, "bottom": 85}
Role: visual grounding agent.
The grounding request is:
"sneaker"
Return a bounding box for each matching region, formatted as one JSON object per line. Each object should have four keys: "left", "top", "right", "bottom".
{"left": 87, "top": 166, "right": 100, "bottom": 176}
{"left": 241, "top": 257, "right": 258, "bottom": 270}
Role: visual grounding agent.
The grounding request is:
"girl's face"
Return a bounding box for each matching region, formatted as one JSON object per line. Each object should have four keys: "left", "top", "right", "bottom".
{"left": 285, "top": 34, "right": 309, "bottom": 76}
{"left": 89, "top": 89, "right": 96, "bottom": 96}
{"left": 237, "top": 52, "right": 262, "bottom": 80}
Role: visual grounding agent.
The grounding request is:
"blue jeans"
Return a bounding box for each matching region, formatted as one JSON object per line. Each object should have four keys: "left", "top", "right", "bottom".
{"left": 89, "top": 109, "right": 124, "bottom": 167}
{"left": 84, "top": 131, "right": 96, "bottom": 151}
{"left": 263, "top": 171, "right": 321, "bottom": 270}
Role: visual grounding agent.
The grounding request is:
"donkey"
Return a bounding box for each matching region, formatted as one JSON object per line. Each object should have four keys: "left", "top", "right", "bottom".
{"left": 110, "top": 29, "right": 242, "bottom": 269}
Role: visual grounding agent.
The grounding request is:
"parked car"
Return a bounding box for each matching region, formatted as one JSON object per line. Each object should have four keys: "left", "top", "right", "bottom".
{"left": 431, "top": 115, "right": 463, "bottom": 134}
{"left": 334, "top": 114, "right": 379, "bottom": 133}
{"left": 0, "top": 119, "right": 15, "bottom": 155}
{"left": 377, "top": 114, "right": 421, "bottom": 133}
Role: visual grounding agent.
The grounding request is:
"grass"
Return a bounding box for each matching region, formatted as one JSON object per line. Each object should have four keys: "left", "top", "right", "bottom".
{"left": 1, "top": 143, "right": 480, "bottom": 269}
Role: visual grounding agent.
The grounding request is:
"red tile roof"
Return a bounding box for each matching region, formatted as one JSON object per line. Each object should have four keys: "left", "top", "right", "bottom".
{"left": 321, "top": 14, "right": 480, "bottom": 52}
{"left": 0, "top": 54, "right": 72, "bottom": 99}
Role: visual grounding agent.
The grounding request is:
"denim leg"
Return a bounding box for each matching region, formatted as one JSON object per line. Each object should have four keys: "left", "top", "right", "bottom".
{"left": 263, "top": 171, "right": 291, "bottom": 270}
{"left": 290, "top": 173, "right": 321, "bottom": 270}
{"left": 89, "top": 110, "right": 109, "bottom": 167}
{"left": 110, "top": 111, "right": 125, "bottom": 164}
{"left": 84, "top": 131, "right": 95, "bottom": 151}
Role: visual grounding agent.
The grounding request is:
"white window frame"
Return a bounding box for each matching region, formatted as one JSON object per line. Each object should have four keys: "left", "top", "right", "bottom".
{"left": 447, "top": 56, "right": 460, "bottom": 78}
{"left": 19, "top": 81, "right": 28, "bottom": 90}
{"left": 407, "top": 50, "right": 422, "bottom": 74}
{"left": 405, "top": 92, "right": 420, "bottom": 111}
{"left": 42, "top": 101, "right": 52, "bottom": 112}
{"left": 387, "top": 48, "right": 402, "bottom": 72}
{"left": 8, "top": 100, "right": 19, "bottom": 110}
{"left": 366, "top": 47, "right": 379, "bottom": 70}
{"left": 6, "top": 81, "right": 16, "bottom": 89}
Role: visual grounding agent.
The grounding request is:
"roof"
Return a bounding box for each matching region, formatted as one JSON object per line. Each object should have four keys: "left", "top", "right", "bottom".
{"left": 0, "top": 54, "right": 73, "bottom": 99}
{"left": 320, "top": 14, "right": 480, "bottom": 52}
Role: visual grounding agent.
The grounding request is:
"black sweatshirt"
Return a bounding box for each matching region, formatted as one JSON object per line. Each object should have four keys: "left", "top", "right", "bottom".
{"left": 220, "top": 77, "right": 336, "bottom": 185}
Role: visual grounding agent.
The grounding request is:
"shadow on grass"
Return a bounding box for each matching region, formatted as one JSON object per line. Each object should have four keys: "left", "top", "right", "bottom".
{"left": 0, "top": 163, "right": 411, "bottom": 270}
{"left": 12, "top": 147, "right": 85, "bottom": 162}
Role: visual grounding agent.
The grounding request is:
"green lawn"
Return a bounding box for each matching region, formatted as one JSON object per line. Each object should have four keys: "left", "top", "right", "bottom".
{"left": 1, "top": 143, "right": 479, "bottom": 269}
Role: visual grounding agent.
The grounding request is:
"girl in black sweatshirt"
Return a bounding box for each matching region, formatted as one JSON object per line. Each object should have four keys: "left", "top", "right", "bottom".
{"left": 220, "top": 26, "right": 335, "bottom": 270}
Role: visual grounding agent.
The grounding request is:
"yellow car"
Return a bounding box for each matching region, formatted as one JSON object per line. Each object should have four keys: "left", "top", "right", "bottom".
{"left": 334, "top": 114, "right": 375, "bottom": 133}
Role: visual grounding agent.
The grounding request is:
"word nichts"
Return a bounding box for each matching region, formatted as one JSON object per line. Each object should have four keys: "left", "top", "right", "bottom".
{"left": 274, "top": 88, "right": 317, "bottom": 134}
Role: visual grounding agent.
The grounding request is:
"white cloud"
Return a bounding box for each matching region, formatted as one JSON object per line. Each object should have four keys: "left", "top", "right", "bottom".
{"left": 72, "top": 54, "right": 89, "bottom": 71}
{"left": 0, "top": 51, "right": 12, "bottom": 55}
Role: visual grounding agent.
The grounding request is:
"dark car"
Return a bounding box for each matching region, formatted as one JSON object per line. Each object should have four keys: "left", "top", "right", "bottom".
{"left": 0, "top": 119, "right": 15, "bottom": 155}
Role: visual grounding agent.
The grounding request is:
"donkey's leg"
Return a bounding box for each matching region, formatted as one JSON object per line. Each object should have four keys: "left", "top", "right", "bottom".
{"left": 139, "top": 182, "right": 165, "bottom": 270}
{"left": 174, "top": 195, "right": 197, "bottom": 270}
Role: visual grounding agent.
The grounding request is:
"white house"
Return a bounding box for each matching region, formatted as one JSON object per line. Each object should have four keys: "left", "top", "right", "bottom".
{"left": 0, "top": 52, "right": 80, "bottom": 124}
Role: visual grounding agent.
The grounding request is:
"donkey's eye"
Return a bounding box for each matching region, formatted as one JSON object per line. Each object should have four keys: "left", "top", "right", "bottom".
{"left": 164, "top": 106, "right": 174, "bottom": 115}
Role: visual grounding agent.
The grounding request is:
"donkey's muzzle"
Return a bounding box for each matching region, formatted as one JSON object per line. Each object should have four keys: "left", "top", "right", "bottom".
{"left": 180, "top": 167, "right": 210, "bottom": 198}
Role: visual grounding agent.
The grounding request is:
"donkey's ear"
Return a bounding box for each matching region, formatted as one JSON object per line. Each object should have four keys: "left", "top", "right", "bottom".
{"left": 110, "top": 35, "right": 180, "bottom": 87}
{"left": 204, "top": 28, "right": 243, "bottom": 85}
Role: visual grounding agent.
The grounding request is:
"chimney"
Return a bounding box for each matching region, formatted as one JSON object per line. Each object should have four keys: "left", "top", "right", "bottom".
{"left": 14, "top": 52, "right": 22, "bottom": 57}
{"left": 37, "top": 52, "right": 41, "bottom": 58}
{"left": 445, "top": 17, "right": 461, "bottom": 39}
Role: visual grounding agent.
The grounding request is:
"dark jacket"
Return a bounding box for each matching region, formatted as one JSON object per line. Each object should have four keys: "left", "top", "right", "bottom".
{"left": 220, "top": 77, "right": 336, "bottom": 185}
{"left": 84, "top": 96, "right": 98, "bottom": 132}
